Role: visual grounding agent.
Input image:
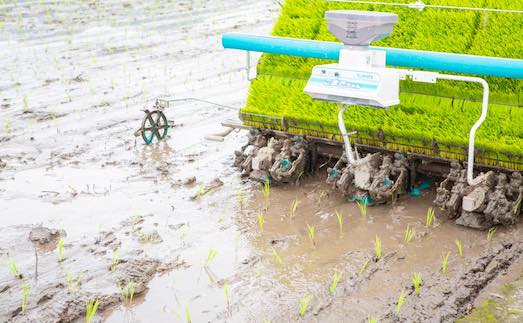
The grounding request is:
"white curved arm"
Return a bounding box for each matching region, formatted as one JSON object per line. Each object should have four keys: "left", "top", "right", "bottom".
{"left": 435, "top": 74, "right": 489, "bottom": 186}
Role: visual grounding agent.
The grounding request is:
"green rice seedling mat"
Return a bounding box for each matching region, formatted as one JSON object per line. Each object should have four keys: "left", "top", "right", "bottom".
{"left": 242, "top": 0, "right": 523, "bottom": 171}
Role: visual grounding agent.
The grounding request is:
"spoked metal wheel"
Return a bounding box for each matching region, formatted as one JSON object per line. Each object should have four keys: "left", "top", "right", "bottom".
{"left": 140, "top": 109, "right": 169, "bottom": 144}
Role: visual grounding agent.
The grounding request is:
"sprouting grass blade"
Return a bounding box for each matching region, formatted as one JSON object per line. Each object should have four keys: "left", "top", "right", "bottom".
{"left": 374, "top": 235, "right": 382, "bottom": 260}
{"left": 85, "top": 299, "right": 99, "bottom": 323}
{"left": 335, "top": 209, "right": 344, "bottom": 237}
{"left": 257, "top": 210, "right": 265, "bottom": 232}
{"left": 356, "top": 201, "right": 367, "bottom": 217}
{"left": 204, "top": 248, "right": 218, "bottom": 268}
{"left": 487, "top": 227, "right": 496, "bottom": 241}
{"left": 411, "top": 272, "right": 422, "bottom": 295}
{"left": 306, "top": 224, "right": 316, "bottom": 248}
{"left": 426, "top": 207, "right": 435, "bottom": 227}
{"left": 403, "top": 224, "right": 415, "bottom": 243}
{"left": 441, "top": 252, "right": 450, "bottom": 274}
{"left": 329, "top": 270, "right": 343, "bottom": 295}
{"left": 271, "top": 247, "right": 283, "bottom": 266}
{"left": 455, "top": 239, "right": 463, "bottom": 257}
{"left": 298, "top": 294, "right": 312, "bottom": 317}
{"left": 396, "top": 288, "right": 407, "bottom": 314}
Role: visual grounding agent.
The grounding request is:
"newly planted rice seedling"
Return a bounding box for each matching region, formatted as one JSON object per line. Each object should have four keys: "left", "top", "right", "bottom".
{"left": 57, "top": 238, "right": 64, "bottom": 262}
{"left": 257, "top": 210, "right": 265, "bottom": 232}
{"left": 21, "top": 283, "right": 31, "bottom": 313}
{"left": 262, "top": 179, "right": 271, "bottom": 208}
{"left": 185, "top": 306, "right": 191, "bottom": 323}
{"left": 110, "top": 248, "right": 120, "bottom": 271}
{"left": 368, "top": 315, "right": 378, "bottom": 323}
{"left": 65, "top": 270, "right": 83, "bottom": 293}
{"left": 306, "top": 224, "right": 316, "bottom": 248}
{"left": 85, "top": 299, "right": 99, "bottom": 323}
{"left": 7, "top": 258, "right": 21, "bottom": 279}
{"left": 487, "top": 227, "right": 497, "bottom": 241}
{"left": 271, "top": 247, "right": 283, "bottom": 266}
{"left": 204, "top": 248, "right": 218, "bottom": 268}
{"left": 335, "top": 209, "right": 344, "bottom": 237}
{"left": 298, "top": 294, "right": 312, "bottom": 317}
{"left": 455, "top": 239, "right": 463, "bottom": 257}
{"left": 356, "top": 202, "right": 367, "bottom": 217}
{"left": 411, "top": 272, "right": 422, "bottom": 295}
{"left": 224, "top": 282, "right": 230, "bottom": 308}
{"left": 359, "top": 259, "right": 370, "bottom": 275}
{"left": 329, "top": 270, "right": 343, "bottom": 295}
{"left": 396, "top": 288, "right": 407, "bottom": 314}
{"left": 289, "top": 198, "right": 299, "bottom": 218}
{"left": 403, "top": 225, "right": 415, "bottom": 243}
{"left": 441, "top": 252, "right": 450, "bottom": 274}
{"left": 426, "top": 208, "right": 435, "bottom": 227}
{"left": 119, "top": 280, "right": 136, "bottom": 306}
{"left": 374, "top": 236, "right": 382, "bottom": 260}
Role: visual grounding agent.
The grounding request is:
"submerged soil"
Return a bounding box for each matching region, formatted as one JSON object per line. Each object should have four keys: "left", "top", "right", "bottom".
{"left": 0, "top": 1, "right": 521, "bottom": 322}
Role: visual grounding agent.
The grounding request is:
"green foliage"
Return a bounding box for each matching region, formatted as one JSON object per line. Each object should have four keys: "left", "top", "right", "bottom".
{"left": 412, "top": 272, "right": 422, "bottom": 295}
{"left": 329, "top": 270, "right": 343, "bottom": 295}
{"left": 243, "top": 0, "right": 523, "bottom": 170}
{"left": 441, "top": 251, "right": 450, "bottom": 274}
{"left": 224, "top": 282, "right": 230, "bottom": 307}
{"left": 404, "top": 224, "right": 415, "bottom": 243}
{"left": 271, "top": 247, "right": 283, "bottom": 266}
{"left": 85, "top": 299, "right": 99, "bottom": 323}
{"left": 110, "top": 248, "right": 120, "bottom": 271}
{"left": 57, "top": 238, "right": 64, "bottom": 262}
{"left": 335, "top": 209, "right": 344, "bottom": 237}
{"left": 119, "top": 280, "right": 136, "bottom": 306}
{"left": 356, "top": 201, "right": 367, "bottom": 217}
{"left": 306, "top": 224, "right": 316, "bottom": 248}
{"left": 455, "top": 239, "right": 463, "bottom": 257}
{"left": 487, "top": 227, "right": 496, "bottom": 241}
{"left": 7, "top": 258, "right": 21, "bottom": 279}
{"left": 21, "top": 283, "right": 31, "bottom": 313}
{"left": 257, "top": 210, "right": 265, "bottom": 232}
{"left": 298, "top": 294, "right": 312, "bottom": 317}
{"left": 204, "top": 248, "right": 218, "bottom": 268}
{"left": 426, "top": 207, "right": 435, "bottom": 227}
{"left": 289, "top": 198, "right": 299, "bottom": 218}
{"left": 374, "top": 235, "right": 382, "bottom": 260}
{"left": 396, "top": 288, "right": 407, "bottom": 314}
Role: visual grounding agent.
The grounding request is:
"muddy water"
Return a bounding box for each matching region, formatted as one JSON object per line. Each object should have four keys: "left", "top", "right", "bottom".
{"left": 0, "top": 0, "right": 522, "bottom": 322}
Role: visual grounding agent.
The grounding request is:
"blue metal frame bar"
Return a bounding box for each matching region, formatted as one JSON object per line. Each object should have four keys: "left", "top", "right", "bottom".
{"left": 222, "top": 33, "right": 523, "bottom": 79}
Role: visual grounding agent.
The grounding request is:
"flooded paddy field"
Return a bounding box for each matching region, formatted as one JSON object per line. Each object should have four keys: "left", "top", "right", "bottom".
{"left": 0, "top": 1, "right": 521, "bottom": 322}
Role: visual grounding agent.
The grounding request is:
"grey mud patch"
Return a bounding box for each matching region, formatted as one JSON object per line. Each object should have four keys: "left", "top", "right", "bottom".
{"left": 0, "top": 217, "right": 185, "bottom": 323}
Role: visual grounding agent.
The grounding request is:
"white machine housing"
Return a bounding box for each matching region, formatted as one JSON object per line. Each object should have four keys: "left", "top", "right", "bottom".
{"left": 305, "top": 10, "right": 400, "bottom": 108}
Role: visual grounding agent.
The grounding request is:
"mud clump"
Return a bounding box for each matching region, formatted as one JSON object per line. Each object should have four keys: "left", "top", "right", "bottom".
{"left": 0, "top": 221, "right": 183, "bottom": 323}
{"left": 386, "top": 241, "right": 523, "bottom": 322}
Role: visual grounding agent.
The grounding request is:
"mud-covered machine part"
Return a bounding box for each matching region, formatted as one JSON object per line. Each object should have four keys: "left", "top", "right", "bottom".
{"left": 230, "top": 125, "right": 522, "bottom": 229}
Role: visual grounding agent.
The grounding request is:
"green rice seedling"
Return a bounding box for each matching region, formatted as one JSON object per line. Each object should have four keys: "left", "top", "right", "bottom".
{"left": 257, "top": 210, "right": 265, "bottom": 232}
{"left": 85, "top": 299, "right": 99, "bottom": 323}
{"left": 204, "top": 248, "right": 218, "bottom": 268}
{"left": 21, "top": 283, "right": 31, "bottom": 313}
{"left": 224, "top": 282, "right": 230, "bottom": 308}
{"left": 441, "top": 252, "right": 450, "bottom": 274}
{"left": 262, "top": 179, "right": 271, "bottom": 208}
{"left": 374, "top": 236, "right": 382, "bottom": 260}
{"left": 57, "top": 238, "right": 64, "bottom": 262}
{"left": 411, "top": 272, "right": 422, "bottom": 295}
{"left": 298, "top": 294, "right": 312, "bottom": 317}
{"left": 22, "top": 94, "right": 28, "bottom": 112}
{"left": 396, "top": 288, "right": 407, "bottom": 314}
{"left": 356, "top": 201, "right": 367, "bottom": 217}
{"left": 185, "top": 306, "right": 191, "bottom": 323}
{"left": 289, "top": 198, "right": 299, "bottom": 218}
{"left": 195, "top": 184, "right": 206, "bottom": 200}
{"left": 65, "top": 270, "right": 84, "bottom": 292}
{"left": 306, "top": 224, "right": 316, "bottom": 248}
{"left": 335, "top": 209, "right": 344, "bottom": 237}
{"left": 110, "top": 248, "right": 120, "bottom": 271}
{"left": 120, "top": 280, "right": 136, "bottom": 306}
{"left": 455, "top": 239, "right": 463, "bottom": 257}
{"left": 329, "top": 270, "right": 343, "bottom": 295}
{"left": 426, "top": 208, "right": 435, "bottom": 227}
{"left": 316, "top": 190, "right": 328, "bottom": 207}
{"left": 359, "top": 259, "right": 370, "bottom": 275}
{"left": 367, "top": 315, "right": 378, "bottom": 323}
{"left": 403, "top": 224, "right": 415, "bottom": 243}
{"left": 487, "top": 227, "right": 497, "bottom": 241}
{"left": 513, "top": 197, "right": 522, "bottom": 215}
{"left": 271, "top": 247, "right": 283, "bottom": 266}
{"left": 7, "top": 259, "right": 21, "bottom": 279}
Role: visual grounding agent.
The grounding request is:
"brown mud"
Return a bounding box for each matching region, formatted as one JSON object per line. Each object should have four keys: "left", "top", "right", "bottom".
{"left": 0, "top": 1, "right": 522, "bottom": 322}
